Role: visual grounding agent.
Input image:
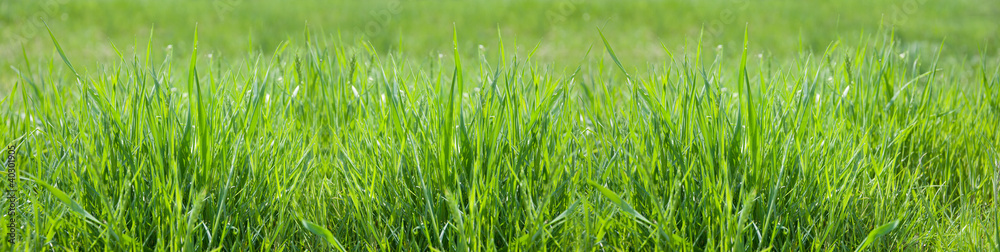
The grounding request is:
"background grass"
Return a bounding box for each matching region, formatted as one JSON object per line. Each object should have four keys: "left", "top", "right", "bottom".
{"left": 1, "top": 0, "right": 999, "bottom": 251}
{"left": 2, "top": 0, "right": 998, "bottom": 73}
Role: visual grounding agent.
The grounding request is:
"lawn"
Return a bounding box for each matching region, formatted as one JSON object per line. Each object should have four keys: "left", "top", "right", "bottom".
{"left": 1, "top": 0, "right": 998, "bottom": 251}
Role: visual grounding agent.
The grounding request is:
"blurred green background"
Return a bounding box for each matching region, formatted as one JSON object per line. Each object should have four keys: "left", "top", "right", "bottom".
{"left": 1, "top": 0, "right": 998, "bottom": 74}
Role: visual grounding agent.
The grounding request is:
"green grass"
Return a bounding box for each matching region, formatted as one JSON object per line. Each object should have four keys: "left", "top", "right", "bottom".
{"left": 2, "top": 0, "right": 1000, "bottom": 251}
{"left": 2, "top": 0, "right": 998, "bottom": 73}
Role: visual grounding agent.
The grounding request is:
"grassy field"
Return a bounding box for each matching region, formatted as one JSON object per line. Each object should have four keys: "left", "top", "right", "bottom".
{"left": 1, "top": 0, "right": 999, "bottom": 251}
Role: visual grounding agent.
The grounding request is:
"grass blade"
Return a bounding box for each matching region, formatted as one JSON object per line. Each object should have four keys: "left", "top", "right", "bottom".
{"left": 302, "top": 220, "right": 347, "bottom": 252}
{"left": 587, "top": 179, "right": 650, "bottom": 225}
{"left": 854, "top": 219, "right": 900, "bottom": 252}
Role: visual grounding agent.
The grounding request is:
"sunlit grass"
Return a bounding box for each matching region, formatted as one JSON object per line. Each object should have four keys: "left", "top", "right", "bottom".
{"left": 0, "top": 25, "right": 998, "bottom": 250}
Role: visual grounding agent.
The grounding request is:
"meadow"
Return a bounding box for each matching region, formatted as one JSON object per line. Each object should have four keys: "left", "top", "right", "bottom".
{"left": 1, "top": 0, "right": 999, "bottom": 251}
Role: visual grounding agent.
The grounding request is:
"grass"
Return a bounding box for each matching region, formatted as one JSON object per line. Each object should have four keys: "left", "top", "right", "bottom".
{"left": 1, "top": 0, "right": 999, "bottom": 251}
{"left": 2, "top": 0, "right": 998, "bottom": 73}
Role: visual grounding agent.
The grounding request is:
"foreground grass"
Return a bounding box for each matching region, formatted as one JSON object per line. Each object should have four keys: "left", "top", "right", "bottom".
{"left": 1, "top": 29, "right": 999, "bottom": 251}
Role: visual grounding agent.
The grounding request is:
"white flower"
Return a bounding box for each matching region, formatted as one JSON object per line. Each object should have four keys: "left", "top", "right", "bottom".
{"left": 166, "top": 45, "right": 173, "bottom": 50}
{"left": 478, "top": 45, "right": 485, "bottom": 50}
{"left": 291, "top": 85, "right": 300, "bottom": 98}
